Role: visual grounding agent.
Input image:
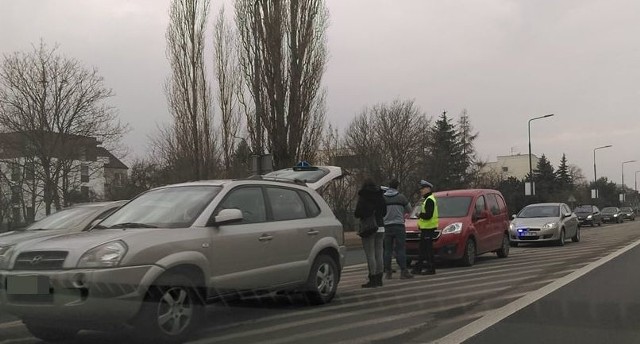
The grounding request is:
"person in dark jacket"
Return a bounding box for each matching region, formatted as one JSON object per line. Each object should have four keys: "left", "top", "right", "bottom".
{"left": 354, "top": 178, "right": 387, "bottom": 288}
{"left": 383, "top": 179, "right": 414, "bottom": 280}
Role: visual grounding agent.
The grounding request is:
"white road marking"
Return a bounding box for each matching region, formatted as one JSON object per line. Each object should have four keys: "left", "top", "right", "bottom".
{"left": 431, "top": 237, "right": 640, "bottom": 344}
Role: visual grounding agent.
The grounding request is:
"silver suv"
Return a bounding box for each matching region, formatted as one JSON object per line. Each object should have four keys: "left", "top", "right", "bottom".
{"left": 0, "top": 166, "right": 346, "bottom": 342}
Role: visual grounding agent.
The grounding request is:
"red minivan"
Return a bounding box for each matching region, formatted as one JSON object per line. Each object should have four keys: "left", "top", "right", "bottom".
{"left": 405, "top": 189, "right": 510, "bottom": 266}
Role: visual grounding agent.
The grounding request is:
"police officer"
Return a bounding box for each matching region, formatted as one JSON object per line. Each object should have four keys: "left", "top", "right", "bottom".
{"left": 412, "top": 180, "right": 438, "bottom": 275}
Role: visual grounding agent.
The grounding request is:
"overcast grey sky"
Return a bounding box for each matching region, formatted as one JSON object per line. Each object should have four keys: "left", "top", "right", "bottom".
{"left": 1, "top": 0, "right": 639, "bottom": 187}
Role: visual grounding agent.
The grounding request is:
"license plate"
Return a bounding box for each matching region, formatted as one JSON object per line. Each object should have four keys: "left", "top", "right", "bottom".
{"left": 519, "top": 232, "right": 537, "bottom": 237}
{"left": 604, "top": 217, "right": 610, "bottom": 221}
{"left": 6, "top": 275, "right": 50, "bottom": 295}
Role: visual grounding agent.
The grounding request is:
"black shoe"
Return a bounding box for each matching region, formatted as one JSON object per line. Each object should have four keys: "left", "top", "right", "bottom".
{"left": 374, "top": 273, "right": 383, "bottom": 287}
{"left": 361, "top": 275, "right": 376, "bottom": 288}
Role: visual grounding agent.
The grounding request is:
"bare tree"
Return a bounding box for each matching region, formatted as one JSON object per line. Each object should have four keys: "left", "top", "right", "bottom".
{"left": 165, "top": 0, "right": 216, "bottom": 181}
{"left": 235, "top": 0, "right": 328, "bottom": 169}
{"left": 213, "top": 6, "right": 242, "bottom": 176}
{"left": 0, "top": 42, "right": 127, "bottom": 215}
{"left": 344, "top": 99, "right": 431, "bottom": 198}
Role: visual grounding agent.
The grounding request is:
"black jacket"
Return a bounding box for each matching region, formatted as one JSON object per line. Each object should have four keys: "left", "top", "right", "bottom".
{"left": 354, "top": 184, "right": 387, "bottom": 227}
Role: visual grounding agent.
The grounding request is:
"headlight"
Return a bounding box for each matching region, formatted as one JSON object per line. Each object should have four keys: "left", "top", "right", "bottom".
{"left": 587, "top": 215, "right": 593, "bottom": 219}
{"left": 509, "top": 223, "right": 515, "bottom": 230}
{"left": 613, "top": 214, "right": 618, "bottom": 217}
{"left": 77, "top": 241, "right": 127, "bottom": 268}
{"left": 542, "top": 222, "right": 558, "bottom": 230}
{"left": 442, "top": 222, "right": 463, "bottom": 234}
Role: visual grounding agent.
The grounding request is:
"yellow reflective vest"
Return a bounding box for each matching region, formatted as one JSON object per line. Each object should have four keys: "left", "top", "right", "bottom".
{"left": 418, "top": 194, "right": 439, "bottom": 230}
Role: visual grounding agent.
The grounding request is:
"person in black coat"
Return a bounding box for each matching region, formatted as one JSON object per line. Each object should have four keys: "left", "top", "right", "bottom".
{"left": 354, "top": 178, "right": 387, "bottom": 288}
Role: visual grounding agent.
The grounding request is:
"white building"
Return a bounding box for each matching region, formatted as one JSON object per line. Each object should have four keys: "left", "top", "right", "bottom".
{"left": 0, "top": 132, "right": 127, "bottom": 229}
{"left": 482, "top": 154, "right": 540, "bottom": 180}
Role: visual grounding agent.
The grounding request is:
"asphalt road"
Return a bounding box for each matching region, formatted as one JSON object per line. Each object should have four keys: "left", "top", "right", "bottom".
{"left": 462, "top": 235, "right": 640, "bottom": 344}
{"left": 2, "top": 221, "right": 640, "bottom": 343}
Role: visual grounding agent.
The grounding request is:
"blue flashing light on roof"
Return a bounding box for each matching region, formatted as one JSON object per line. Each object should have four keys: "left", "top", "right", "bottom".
{"left": 293, "top": 161, "right": 318, "bottom": 171}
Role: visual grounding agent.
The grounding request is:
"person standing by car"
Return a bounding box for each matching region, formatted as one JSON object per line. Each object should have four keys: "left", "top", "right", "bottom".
{"left": 354, "top": 178, "right": 387, "bottom": 288}
{"left": 383, "top": 179, "right": 414, "bottom": 280}
{"left": 412, "top": 180, "right": 438, "bottom": 275}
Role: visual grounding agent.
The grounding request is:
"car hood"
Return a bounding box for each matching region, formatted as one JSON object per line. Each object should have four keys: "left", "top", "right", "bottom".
{"left": 574, "top": 212, "right": 594, "bottom": 217}
{"left": 0, "top": 230, "right": 74, "bottom": 247}
{"left": 511, "top": 217, "right": 559, "bottom": 228}
{"left": 13, "top": 228, "right": 159, "bottom": 252}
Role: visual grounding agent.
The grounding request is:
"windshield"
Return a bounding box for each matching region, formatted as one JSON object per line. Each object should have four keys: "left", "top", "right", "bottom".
{"left": 518, "top": 205, "right": 560, "bottom": 218}
{"left": 99, "top": 186, "right": 221, "bottom": 229}
{"left": 574, "top": 206, "right": 593, "bottom": 213}
{"left": 437, "top": 196, "right": 472, "bottom": 218}
{"left": 621, "top": 207, "right": 633, "bottom": 212}
{"left": 25, "top": 206, "right": 99, "bottom": 231}
{"left": 601, "top": 207, "right": 618, "bottom": 213}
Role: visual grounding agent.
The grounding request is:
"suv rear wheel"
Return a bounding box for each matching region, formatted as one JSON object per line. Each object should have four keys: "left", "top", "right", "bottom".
{"left": 305, "top": 254, "right": 339, "bottom": 305}
{"left": 134, "top": 273, "right": 204, "bottom": 343}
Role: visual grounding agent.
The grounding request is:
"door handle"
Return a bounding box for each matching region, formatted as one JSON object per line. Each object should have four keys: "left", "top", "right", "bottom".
{"left": 258, "top": 234, "right": 273, "bottom": 242}
{"left": 307, "top": 229, "right": 320, "bottom": 236}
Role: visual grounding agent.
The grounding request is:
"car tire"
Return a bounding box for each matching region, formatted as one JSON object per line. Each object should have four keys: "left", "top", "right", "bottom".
{"left": 24, "top": 322, "right": 79, "bottom": 342}
{"left": 305, "top": 254, "right": 339, "bottom": 305}
{"left": 598, "top": 220, "right": 602, "bottom": 226}
{"left": 557, "top": 228, "right": 566, "bottom": 246}
{"left": 460, "top": 238, "right": 476, "bottom": 267}
{"left": 496, "top": 234, "right": 509, "bottom": 258}
{"left": 133, "top": 273, "right": 204, "bottom": 343}
{"left": 572, "top": 226, "right": 581, "bottom": 242}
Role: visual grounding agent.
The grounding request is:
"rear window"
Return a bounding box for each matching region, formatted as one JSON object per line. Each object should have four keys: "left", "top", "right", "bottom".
{"left": 601, "top": 207, "right": 618, "bottom": 213}
{"left": 574, "top": 205, "right": 593, "bottom": 212}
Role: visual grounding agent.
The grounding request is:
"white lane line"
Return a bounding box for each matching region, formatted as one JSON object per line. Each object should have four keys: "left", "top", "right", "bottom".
{"left": 431, "top": 237, "right": 640, "bottom": 344}
{"left": 194, "top": 285, "right": 510, "bottom": 343}
{"left": 0, "top": 321, "right": 22, "bottom": 329}
{"left": 195, "top": 270, "right": 571, "bottom": 344}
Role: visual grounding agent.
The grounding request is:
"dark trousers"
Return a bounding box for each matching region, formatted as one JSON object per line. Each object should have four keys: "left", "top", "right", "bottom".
{"left": 383, "top": 224, "right": 407, "bottom": 271}
{"left": 415, "top": 229, "right": 435, "bottom": 272}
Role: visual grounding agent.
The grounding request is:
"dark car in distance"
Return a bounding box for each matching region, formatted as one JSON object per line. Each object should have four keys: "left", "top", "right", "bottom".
{"left": 620, "top": 207, "right": 636, "bottom": 221}
{"left": 601, "top": 207, "right": 624, "bottom": 224}
{"left": 573, "top": 205, "right": 602, "bottom": 227}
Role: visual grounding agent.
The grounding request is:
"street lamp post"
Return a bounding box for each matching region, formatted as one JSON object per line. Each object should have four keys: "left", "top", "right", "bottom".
{"left": 527, "top": 114, "right": 554, "bottom": 196}
{"left": 593, "top": 144, "right": 612, "bottom": 198}
{"left": 621, "top": 160, "right": 636, "bottom": 198}
{"left": 635, "top": 170, "right": 640, "bottom": 192}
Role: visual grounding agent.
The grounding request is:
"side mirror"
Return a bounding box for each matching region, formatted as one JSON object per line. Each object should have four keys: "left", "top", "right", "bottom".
{"left": 209, "top": 209, "right": 243, "bottom": 226}
{"left": 562, "top": 212, "right": 572, "bottom": 218}
{"left": 511, "top": 214, "right": 517, "bottom": 220}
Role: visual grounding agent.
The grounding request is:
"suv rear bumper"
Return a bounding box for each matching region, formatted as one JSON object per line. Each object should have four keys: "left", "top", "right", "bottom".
{"left": 0, "top": 265, "right": 162, "bottom": 325}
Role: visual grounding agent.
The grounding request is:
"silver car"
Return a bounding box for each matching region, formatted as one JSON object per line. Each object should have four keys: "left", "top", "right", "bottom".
{"left": 509, "top": 202, "right": 580, "bottom": 246}
{"left": 0, "top": 201, "right": 127, "bottom": 267}
{"left": 0, "top": 166, "right": 345, "bottom": 343}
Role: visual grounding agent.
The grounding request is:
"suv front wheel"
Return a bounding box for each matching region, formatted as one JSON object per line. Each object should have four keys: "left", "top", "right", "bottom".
{"left": 305, "top": 254, "right": 339, "bottom": 305}
{"left": 134, "top": 273, "right": 204, "bottom": 343}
